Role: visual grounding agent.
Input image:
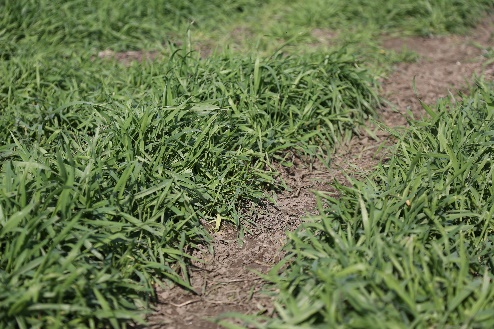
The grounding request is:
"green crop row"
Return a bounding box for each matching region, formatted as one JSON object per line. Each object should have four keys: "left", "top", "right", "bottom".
{"left": 0, "top": 42, "right": 377, "bottom": 327}
{"left": 230, "top": 83, "right": 494, "bottom": 328}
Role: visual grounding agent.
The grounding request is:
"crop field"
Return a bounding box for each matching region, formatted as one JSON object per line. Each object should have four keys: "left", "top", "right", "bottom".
{"left": 1, "top": 0, "right": 494, "bottom": 328}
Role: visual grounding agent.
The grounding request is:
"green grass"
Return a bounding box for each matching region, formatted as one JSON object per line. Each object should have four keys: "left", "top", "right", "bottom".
{"left": 265, "top": 0, "right": 493, "bottom": 37}
{"left": 3, "top": 0, "right": 492, "bottom": 62}
{"left": 0, "top": 29, "right": 378, "bottom": 329}
{"left": 183, "top": 0, "right": 493, "bottom": 66}
{"left": 2, "top": 0, "right": 494, "bottom": 327}
{"left": 225, "top": 83, "right": 494, "bottom": 328}
{"left": 0, "top": 0, "right": 267, "bottom": 52}
{"left": 240, "top": 0, "right": 494, "bottom": 78}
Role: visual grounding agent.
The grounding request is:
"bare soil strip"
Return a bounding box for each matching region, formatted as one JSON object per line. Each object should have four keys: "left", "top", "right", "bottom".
{"left": 145, "top": 16, "right": 494, "bottom": 329}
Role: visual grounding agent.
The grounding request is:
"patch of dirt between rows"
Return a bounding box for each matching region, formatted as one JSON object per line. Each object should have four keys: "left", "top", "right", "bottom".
{"left": 380, "top": 16, "right": 494, "bottom": 126}
{"left": 142, "top": 15, "right": 494, "bottom": 329}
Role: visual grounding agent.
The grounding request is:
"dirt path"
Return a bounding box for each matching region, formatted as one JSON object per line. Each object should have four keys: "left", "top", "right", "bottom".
{"left": 145, "top": 15, "right": 494, "bottom": 329}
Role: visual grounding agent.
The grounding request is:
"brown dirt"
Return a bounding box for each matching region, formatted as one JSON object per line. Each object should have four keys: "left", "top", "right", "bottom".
{"left": 380, "top": 16, "right": 494, "bottom": 126}
{"left": 96, "top": 49, "right": 162, "bottom": 65}
{"left": 136, "top": 15, "right": 494, "bottom": 329}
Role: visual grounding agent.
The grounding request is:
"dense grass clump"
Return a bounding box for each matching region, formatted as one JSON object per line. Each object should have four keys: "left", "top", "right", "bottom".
{"left": 0, "top": 39, "right": 378, "bottom": 327}
{"left": 0, "top": 47, "right": 378, "bottom": 159}
{"left": 235, "top": 85, "right": 494, "bottom": 328}
{"left": 0, "top": 101, "right": 258, "bottom": 328}
{"left": 0, "top": 3, "right": 379, "bottom": 323}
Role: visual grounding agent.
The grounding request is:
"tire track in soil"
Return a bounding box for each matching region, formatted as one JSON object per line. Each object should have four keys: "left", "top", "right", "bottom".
{"left": 143, "top": 15, "right": 494, "bottom": 329}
